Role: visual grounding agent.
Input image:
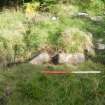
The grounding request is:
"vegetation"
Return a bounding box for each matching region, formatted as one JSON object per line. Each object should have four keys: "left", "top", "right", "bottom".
{"left": 0, "top": 61, "right": 105, "bottom": 105}
{"left": 0, "top": 0, "right": 105, "bottom": 105}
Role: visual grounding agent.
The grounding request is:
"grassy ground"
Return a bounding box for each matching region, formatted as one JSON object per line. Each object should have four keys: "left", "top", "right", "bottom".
{"left": 0, "top": 61, "right": 105, "bottom": 105}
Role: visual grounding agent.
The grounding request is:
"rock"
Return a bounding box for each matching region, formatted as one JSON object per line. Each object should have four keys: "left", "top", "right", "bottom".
{"left": 77, "top": 12, "right": 89, "bottom": 16}
{"left": 29, "top": 52, "right": 51, "bottom": 65}
{"left": 75, "top": 12, "right": 89, "bottom": 18}
{"left": 75, "top": 13, "right": 103, "bottom": 22}
{"left": 51, "top": 16, "right": 57, "bottom": 21}
{"left": 58, "top": 53, "right": 72, "bottom": 64}
{"left": 96, "top": 43, "right": 105, "bottom": 50}
{"left": 90, "top": 16, "right": 103, "bottom": 22}
{"left": 97, "top": 38, "right": 103, "bottom": 43}
{"left": 59, "top": 53, "right": 85, "bottom": 64}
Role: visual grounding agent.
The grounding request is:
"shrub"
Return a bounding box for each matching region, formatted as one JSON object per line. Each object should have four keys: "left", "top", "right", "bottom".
{"left": 24, "top": 1, "right": 40, "bottom": 18}
{"left": 48, "top": 28, "right": 94, "bottom": 54}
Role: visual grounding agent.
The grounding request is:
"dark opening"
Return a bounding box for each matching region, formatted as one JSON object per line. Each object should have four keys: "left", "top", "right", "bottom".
{"left": 51, "top": 54, "right": 59, "bottom": 65}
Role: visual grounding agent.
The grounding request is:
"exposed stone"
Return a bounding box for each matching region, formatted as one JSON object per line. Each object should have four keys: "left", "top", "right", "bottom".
{"left": 96, "top": 43, "right": 105, "bottom": 50}
{"left": 75, "top": 12, "right": 89, "bottom": 18}
{"left": 29, "top": 52, "right": 51, "bottom": 65}
{"left": 51, "top": 16, "right": 57, "bottom": 21}
{"left": 90, "top": 16, "right": 103, "bottom": 22}
{"left": 58, "top": 53, "right": 85, "bottom": 64}
{"left": 74, "top": 12, "right": 103, "bottom": 22}
{"left": 77, "top": 12, "right": 89, "bottom": 16}
{"left": 29, "top": 52, "right": 86, "bottom": 65}
{"left": 97, "top": 38, "right": 103, "bottom": 43}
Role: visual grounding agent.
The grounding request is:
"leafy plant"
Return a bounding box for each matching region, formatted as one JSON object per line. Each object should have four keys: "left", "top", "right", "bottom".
{"left": 24, "top": 2, "right": 40, "bottom": 13}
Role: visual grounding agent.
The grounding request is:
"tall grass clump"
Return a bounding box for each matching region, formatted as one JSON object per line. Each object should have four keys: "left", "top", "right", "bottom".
{"left": 0, "top": 11, "right": 26, "bottom": 65}
{"left": 48, "top": 28, "right": 94, "bottom": 54}
{"left": 23, "top": 23, "right": 49, "bottom": 54}
{"left": 60, "top": 28, "right": 94, "bottom": 53}
{"left": 23, "top": 14, "right": 60, "bottom": 54}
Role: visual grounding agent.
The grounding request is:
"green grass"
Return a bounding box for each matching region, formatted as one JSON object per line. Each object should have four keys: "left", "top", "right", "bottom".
{"left": 0, "top": 61, "right": 105, "bottom": 105}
